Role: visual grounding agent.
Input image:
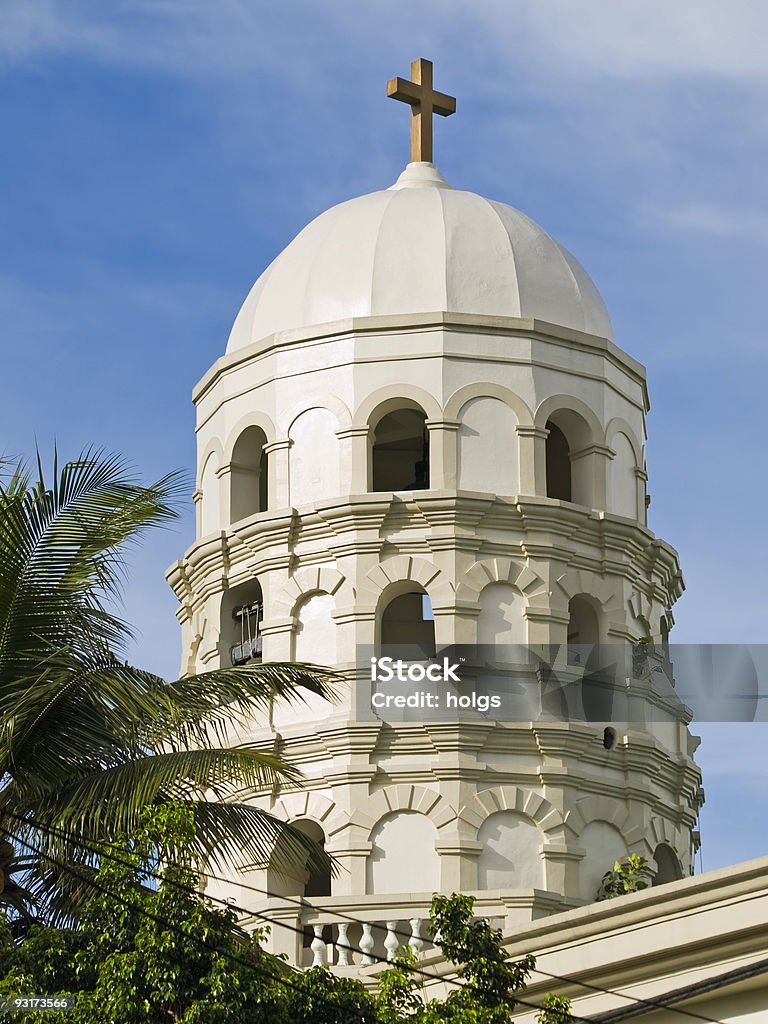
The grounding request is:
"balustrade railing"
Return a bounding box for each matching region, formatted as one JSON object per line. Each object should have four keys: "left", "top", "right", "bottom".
{"left": 306, "top": 915, "right": 432, "bottom": 968}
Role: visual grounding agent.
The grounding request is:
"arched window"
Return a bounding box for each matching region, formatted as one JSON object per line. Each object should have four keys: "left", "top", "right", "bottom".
{"left": 567, "top": 596, "right": 600, "bottom": 653}
{"left": 372, "top": 408, "right": 430, "bottom": 491}
{"left": 653, "top": 843, "right": 683, "bottom": 885}
{"left": 544, "top": 409, "right": 595, "bottom": 506}
{"left": 230, "top": 426, "right": 268, "bottom": 523}
{"left": 545, "top": 421, "right": 572, "bottom": 501}
{"left": 267, "top": 819, "right": 332, "bottom": 959}
{"left": 220, "top": 578, "right": 263, "bottom": 666}
{"left": 380, "top": 589, "right": 436, "bottom": 660}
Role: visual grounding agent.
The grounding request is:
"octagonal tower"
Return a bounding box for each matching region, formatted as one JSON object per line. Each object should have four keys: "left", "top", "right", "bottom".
{"left": 167, "top": 151, "right": 701, "bottom": 966}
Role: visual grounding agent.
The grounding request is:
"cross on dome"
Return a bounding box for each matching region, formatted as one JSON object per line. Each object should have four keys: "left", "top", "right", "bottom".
{"left": 387, "top": 58, "right": 456, "bottom": 164}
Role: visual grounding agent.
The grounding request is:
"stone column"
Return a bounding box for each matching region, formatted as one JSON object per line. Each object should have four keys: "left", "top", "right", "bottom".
{"left": 264, "top": 439, "right": 292, "bottom": 509}
{"left": 517, "top": 425, "right": 549, "bottom": 496}
{"left": 336, "top": 426, "right": 371, "bottom": 493}
{"left": 426, "top": 419, "right": 460, "bottom": 490}
{"left": 215, "top": 463, "right": 233, "bottom": 525}
{"left": 570, "top": 442, "right": 612, "bottom": 510}
{"left": 435, "top": 839, "right": 483, "bottom": 891}
{"left": 634, "top": 465, "right": 649, "bottom": 523}
{"left": 192, "top": 488, "right": 203, "bottom": 536}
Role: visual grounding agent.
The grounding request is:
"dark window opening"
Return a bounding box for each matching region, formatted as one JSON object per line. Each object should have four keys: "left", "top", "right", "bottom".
{"left": 372, "top": 409, "right": 430, "bottom": 491}
{"left": 545, "top": 420, "right": 572, "bottom": 501}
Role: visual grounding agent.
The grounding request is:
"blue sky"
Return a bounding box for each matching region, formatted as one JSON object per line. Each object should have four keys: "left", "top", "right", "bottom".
{"left": 1, "top": 0, "right": 766, "bottom": 873}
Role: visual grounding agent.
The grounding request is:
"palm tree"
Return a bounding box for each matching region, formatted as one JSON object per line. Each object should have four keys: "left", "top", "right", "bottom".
{"left": 0, "top": 449, "right": 336, "bottom": 922}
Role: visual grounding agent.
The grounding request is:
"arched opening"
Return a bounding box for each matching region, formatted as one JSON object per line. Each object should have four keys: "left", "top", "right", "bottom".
{"left": 568, "top": 596, "right": 614, "bottom": 720}
{"left": 653, "top": 843, "right": 683, "bottom": 886}
{"left": 230, "top": 426, "right": 268, "bottom": 522}
{"left": 545, "top": 421, "right": 572, "bottom": 501}
{"left": 567, "top": 596, "right": 600, "bottom": 655}
{"left": 380, "top": 589, "right": 436, "bottom": 660}
{"left": 220, "top": 578, "right": 263, "bottom": 666}
{"left": 371, "top": 408, "right": 430, "bottom": 491}
{"left": 543, "top": 409, "right": 596, "bottom": 506}
{"left": 660, "top": 615, "right": 671, "bottom": 659}
{"left": 267, "top": 819, "right": 332, "bottom": 958}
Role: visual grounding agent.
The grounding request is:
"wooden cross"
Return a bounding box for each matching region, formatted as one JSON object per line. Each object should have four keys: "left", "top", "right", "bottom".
{"left": 387, "top": 58, "right": 456, "bottom": 164}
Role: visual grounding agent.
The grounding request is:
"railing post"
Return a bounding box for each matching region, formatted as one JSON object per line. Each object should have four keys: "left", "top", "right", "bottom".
{"left": 408, "top": 918, "right": 424, "bottom": 955}
{"left": 360, "top": 923, "right": 375, "bottom": 966}
{"left": 311, "top": 925, "right": 326, "bottom": 967}
{"left": 385, "top": 921, "right": 399, "bottom": 961}
{"left": 336, "top": 922, "right": 351, "bottom": 966}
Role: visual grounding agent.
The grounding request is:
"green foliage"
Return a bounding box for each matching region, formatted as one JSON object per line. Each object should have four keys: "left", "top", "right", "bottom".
{"left": 374, "top": 893, "right": 570, "bottom": 1024}
{"left": 0, "top": 808, "right": 571, "bottom": 1024}
{"left": 537, "top": 994, "right": 573, "bottom": 1024}
{"left": 596, "top": 853, "right": 653, "bottom": 900}
{"left": 0, "top": 448, "right": 337, "bottom": 923}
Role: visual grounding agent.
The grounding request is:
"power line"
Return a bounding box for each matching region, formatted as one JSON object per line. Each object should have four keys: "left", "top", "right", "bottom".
{"left": 2, "top": 825, "right": 355, "bottom": 1022}
{"left": 3, "top": 814, "right": 583, "bottom": 1024}
{"left": 174, "top": 853, "right": 725, "bottom": 1024}
{"left": 4, "top": 815, "right": 729, "bottom": 1024}
{"left": 4, "top": 809, "right": 726, "bottom": 1024}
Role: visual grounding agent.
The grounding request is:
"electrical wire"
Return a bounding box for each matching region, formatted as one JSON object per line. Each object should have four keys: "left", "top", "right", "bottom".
{"left": 195, "top": 867, "right": 725, "bottom": 1024}
{"left": 3, "top": 809, "right": 726, "bottom": 1023}
{"left": 2, "top": 814, "right": 585, "bottom": 1024}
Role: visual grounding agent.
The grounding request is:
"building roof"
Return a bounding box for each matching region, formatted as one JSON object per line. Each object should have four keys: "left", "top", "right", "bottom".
{"left": 226, "top": 161, "right": 614, "bottom": 352}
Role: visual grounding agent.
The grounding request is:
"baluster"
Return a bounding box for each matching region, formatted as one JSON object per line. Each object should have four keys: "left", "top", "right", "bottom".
{"left": 360, "top": 922, "right": 375, "bottom": 966}
{"left": 336, "top": 922, "right": 350, "bottom": 966}
{"left": 408, "top": 918, "right": 424, "bottom": 955}
{"left": 310, "top": 924, "right": 326, "bottom": 967}
{"left": 385, "top": 920, "right": 400, "bottom": 961}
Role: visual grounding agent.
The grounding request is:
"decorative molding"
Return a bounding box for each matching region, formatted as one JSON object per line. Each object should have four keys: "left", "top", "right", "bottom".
{"left": 458, "top": 787, "right": 565, "bottom": 839}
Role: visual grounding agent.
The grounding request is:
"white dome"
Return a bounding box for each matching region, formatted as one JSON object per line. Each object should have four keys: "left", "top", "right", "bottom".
{"left": 227, "top": 162, "right": 613, "bottom": 352}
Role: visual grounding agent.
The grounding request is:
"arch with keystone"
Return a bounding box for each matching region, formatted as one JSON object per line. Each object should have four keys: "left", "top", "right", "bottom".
{"left": 359, "top": 554, "right": 455, "bottom": 615}
{"left": 565, "top": 795, "right": 647, "bottom": 850}
{"left": 272, "top": 565, "right": 347, "bottom": 619}
{"left": 458, "top": 786, "right": 565, "bottom": 840}
{"left": 271, "top": 790, "right": 350, "bottom": 845}
{"left": 554, "top": 569, "right": 626, "bottom": 625}
{"left": 455, "top": 556, "right": 548, "bottom": 606}
{"left": 351, "top": 784, "right": 458, "bottom": 838}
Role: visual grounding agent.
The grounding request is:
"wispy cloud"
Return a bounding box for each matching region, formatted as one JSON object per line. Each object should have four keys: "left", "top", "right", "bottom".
{"left": 650, "top": 201, "right": 768, "bottom": 243}
{"left": 4, "top": 0, "right": 768, "bottom": 87}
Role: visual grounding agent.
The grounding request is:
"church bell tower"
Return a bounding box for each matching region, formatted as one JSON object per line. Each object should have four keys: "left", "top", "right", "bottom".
{"left": 167, "top": 59, "right": 702, "bottom": 967}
